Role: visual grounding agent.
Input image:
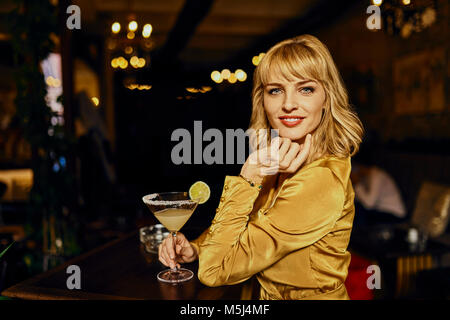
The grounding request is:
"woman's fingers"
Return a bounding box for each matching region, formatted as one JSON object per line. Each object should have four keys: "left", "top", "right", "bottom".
{"left": 244, "top": 134, "right": 312, "bottom": 179}
{"left": 281, "top": 134, "right": 312, "bottom": 173}
{"left": 264, "top": 137, "right": 300, "bottom": 170}
{"left": 158, "top": 237, "right": 176, "bottom": 269}
{"left": 166, "top": 236, "right": 175, "bottom": 260}
{"left": 275, "top": 138, "right": 291, "bottom": 162}
{"left": 158, "top": 243, "right": 170, "bottom": 267}
{"left": 158, "top": 232, "right": 196, "bottom": 268}
{"left": 162, "top": 242, "right": 176, "bottom": 269}
{"left": 278, "top": 142, "right": 301, "bottom": 170}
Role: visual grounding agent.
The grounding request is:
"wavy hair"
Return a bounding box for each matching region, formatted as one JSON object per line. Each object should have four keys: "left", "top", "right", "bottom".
{"left": 248, "top": 34, "right": 364, "bottom": 164}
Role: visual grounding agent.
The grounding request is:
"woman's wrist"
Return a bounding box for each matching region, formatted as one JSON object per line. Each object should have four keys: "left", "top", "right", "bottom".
{"left": 188, "top": 242, "right": 200, "bottom": 262}
{"left": 240, "top": 162, "right": 264, "bottom": 185}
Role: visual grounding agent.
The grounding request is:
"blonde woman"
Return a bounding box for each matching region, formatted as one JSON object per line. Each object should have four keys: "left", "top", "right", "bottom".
{"left": 158, "top": 34, "right": 364, "bottom": 300}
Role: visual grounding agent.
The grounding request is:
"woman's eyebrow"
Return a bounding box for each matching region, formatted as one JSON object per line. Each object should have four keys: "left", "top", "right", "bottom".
{"left": 265, "top": 80, "right": 316, "bottom": 87}
{"left": 296, "top": 80, "right": 316, "bottom": 85}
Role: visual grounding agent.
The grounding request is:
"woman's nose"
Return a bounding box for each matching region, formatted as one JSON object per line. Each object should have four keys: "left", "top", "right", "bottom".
{"left": 282, "top": 91, "right": 298, "bottom": 112}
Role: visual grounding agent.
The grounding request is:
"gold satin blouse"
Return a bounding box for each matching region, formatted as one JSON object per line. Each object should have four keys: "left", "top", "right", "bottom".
{"left": 190, "top": 155, "right": 355, "bottom": 300}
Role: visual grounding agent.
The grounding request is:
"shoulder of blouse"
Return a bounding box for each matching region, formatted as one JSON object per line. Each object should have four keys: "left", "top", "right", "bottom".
{"left": 290, "top": 155, "right": 352, "bottom": 190}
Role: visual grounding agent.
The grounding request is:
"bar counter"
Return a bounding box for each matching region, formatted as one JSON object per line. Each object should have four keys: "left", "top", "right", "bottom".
{"left": 1, "top": 231, "right": 246, "bottom": 300}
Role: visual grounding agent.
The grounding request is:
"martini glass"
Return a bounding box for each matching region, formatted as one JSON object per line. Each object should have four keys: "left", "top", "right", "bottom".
{"left": 142, "top": 192, "right": 198, "bottom": 283}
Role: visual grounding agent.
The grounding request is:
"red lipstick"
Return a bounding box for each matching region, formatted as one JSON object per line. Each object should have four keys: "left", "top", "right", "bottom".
{"left": 279, "top": 116, "right": 305, "bottom": 127}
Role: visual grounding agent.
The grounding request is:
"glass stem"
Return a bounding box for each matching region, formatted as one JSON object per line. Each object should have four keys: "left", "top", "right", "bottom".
{"left": 171, "top": 231, "right": 178, "bottom": 272}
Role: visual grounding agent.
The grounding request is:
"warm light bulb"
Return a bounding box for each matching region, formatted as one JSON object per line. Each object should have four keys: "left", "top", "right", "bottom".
{"left": 127, "top": 31, "right": 135, "bottom": 39}
{"left": 252, "top": 56, "right": 259, "bottom": 66}
{"left": 211, "top": 70, "right": 221, "bottom": 83}
{"left": 228, "top": 73, "right": 237, "bottom": 84}
{"left": 258, "top": 53, "right": 265, "bottom": 64}
{"left": 221, "top": 69, "right": 231, "bottom": 80}
{"left": 235, "top": 69, "right": 247, "bottom": 81}
{"left": 372, "top": 0, "right": 383, "bottom": 6}
{"left": 137, "top": 58, "right": 146, "bottom": 68}
{"left": 112, "top": 22, "right": 121, "bottom": 33}
{"left": 144, "top": 40, "right": 154, "bottom": 49}
{"left": 118, "top": 57, "right": 128, "bottom": 69}
{"left": 128, "top": 21, "right": 138, "bottom": 32}
{"left": 125, "top": 46, "right": 133, "bottom": 54}
{"left": 142, "top": 24, "right": 153, "bottom": 38}
{"left": 130, "top": 56, "right": 139, "bottom": 67}
{"left": 402, "top": 0, "right": 410, "bottom": 4}
{"left": 91, "top": 97, "right": 99, "bottom": 107}
{"left": 111, "top": 58, "right": 119, "bottom": 68}
{"left": 186, "top": 88, "right": 198, "bottom": 93}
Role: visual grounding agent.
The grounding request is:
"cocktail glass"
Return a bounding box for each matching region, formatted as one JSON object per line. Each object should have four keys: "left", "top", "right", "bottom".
{"left": 142, "top": 192, "right": 198, "bottom": 283}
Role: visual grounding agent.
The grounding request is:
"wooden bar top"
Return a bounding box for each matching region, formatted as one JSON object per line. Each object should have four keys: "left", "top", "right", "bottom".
{"left": 1, "top": 231, "right": 245, "bottom": 300}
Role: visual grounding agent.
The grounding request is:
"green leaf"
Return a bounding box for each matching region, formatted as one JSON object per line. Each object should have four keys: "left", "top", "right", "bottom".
{"left": 0, "top": 241, "right": 15, "bottom": 259}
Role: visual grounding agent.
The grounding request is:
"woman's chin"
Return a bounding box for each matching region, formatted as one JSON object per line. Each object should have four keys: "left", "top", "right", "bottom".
{"left": 278, "top": 132, "right": 306, "bottom": 143}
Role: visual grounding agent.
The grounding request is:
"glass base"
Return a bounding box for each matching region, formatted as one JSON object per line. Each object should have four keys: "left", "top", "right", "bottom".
{"left": 157, "top": 268, "right": 194, "bottom": 283}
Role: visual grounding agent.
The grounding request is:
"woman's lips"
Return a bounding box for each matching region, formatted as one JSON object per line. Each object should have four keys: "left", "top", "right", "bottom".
{"left": 279, "top": 116, "right": 305, "bottom": 127}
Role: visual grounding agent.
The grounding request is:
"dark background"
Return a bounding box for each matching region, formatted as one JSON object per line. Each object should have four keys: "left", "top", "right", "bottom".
{"left": 0, "top": 0, "right": 449, "bottom": 299}
{"left": 0, "top": 0, "right": 448, "bottom": 239}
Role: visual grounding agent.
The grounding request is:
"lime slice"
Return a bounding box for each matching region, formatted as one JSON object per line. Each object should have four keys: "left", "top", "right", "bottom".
{"left": 189, "top": 181, "right": 210, "bottom": 204}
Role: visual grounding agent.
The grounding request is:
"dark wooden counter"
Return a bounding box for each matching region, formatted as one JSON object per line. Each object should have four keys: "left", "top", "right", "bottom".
{"left": 1, "top": 231, "right": 245, "bottom": 300}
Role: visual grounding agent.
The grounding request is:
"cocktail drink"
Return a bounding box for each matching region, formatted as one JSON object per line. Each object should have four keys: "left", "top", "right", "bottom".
{"left": 153, "top": 208, "right": 193, "bottom": 233}
{"left": 142, "top": 192, "right": 198, "bottom": 283}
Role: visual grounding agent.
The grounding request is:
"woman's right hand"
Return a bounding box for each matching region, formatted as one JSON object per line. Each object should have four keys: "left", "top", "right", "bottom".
{"left": 158, "top": 232, "right": 198, "bottom": 269}
{"left": 240, "top": 134, "right": 312, "bottom": 184}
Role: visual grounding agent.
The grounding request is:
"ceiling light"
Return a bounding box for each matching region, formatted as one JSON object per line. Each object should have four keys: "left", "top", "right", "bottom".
{"left": 221, "top": 69, "right": 231, "bottom": 80}
{"left": 211, "top": 71, "right": 221, "bottom": 83}
{"left": 112, "top": 22, "right": 121, "bottom": 33}
{"left": 142, "top": 24, "right": 153, "bottom": 38}
{"left": 128, "top": 21, "right": 138, "bottom": 32}
{"left": 235, "top": 69, "right": 247, "bottom": 81}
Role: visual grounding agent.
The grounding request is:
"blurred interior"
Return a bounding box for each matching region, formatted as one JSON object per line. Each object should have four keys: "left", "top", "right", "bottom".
{"left": 0, "top": 0, "right": 449, "bottom": 300}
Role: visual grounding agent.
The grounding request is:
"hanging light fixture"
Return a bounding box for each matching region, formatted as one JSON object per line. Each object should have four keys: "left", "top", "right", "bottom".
{"left": 379, "top": 0, "right": 438, "bottom": 38}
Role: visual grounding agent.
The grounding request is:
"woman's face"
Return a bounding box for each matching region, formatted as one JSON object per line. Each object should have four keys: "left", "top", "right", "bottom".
{"left": 263, "top": 72, "right": 326, "bottom": 144}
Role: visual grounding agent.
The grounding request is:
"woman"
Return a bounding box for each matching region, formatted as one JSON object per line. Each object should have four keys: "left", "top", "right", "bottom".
{"left": 159, "top": 34, "right": 364, "bottom": 300}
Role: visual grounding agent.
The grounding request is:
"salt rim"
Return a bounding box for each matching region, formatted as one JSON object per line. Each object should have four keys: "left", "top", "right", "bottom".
{"left": 142, "top": 193, "right": 198, "bottom": 206}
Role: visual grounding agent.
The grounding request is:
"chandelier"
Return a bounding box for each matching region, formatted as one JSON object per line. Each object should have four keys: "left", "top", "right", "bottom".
{"left": 373, "top": 0, "right": 438, "bottom": 38}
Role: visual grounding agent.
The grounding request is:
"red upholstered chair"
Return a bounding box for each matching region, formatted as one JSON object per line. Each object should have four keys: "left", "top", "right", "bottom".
{"left": 345, "top": 253, "right": 375, "bottom": 300}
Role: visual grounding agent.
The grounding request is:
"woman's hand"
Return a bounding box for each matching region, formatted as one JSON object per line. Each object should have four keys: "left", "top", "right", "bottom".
{"left": 240, "top": 134, "right": 312, "bottom": 184}
{"left": 158, "top": 232, "right": 198, "bottom": 269}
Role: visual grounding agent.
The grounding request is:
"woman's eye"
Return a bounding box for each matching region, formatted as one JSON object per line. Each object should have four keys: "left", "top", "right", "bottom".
{"left": 268, "top": 88, "right": 282, "bottom": 95}
{"left": 300, "top": 87, "right": 315, "bottom": 95}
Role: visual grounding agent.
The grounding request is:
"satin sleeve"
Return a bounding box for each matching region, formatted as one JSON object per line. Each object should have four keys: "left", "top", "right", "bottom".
{"left": 197, "top": 167, "right": 345, "bottom": 287}
{"left": 190, "top": 227, "right": 210, "bottom": 256}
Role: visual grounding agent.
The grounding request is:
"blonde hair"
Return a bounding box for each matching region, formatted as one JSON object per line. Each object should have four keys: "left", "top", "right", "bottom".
{"left": 249, "top": 34, "right": 364, "bottom": 164}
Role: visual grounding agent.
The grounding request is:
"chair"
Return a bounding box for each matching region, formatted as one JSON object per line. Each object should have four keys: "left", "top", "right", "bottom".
{"left": 395, "top": 181, "right": 450, "bottom": 297}
{"left": 410, "top": 181, "right": 450, "bottom": 238}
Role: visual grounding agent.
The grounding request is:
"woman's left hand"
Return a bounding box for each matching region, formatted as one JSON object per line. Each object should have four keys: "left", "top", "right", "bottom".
{"left": 240, "top": 134, "right": 312, "bottom": 182}
{"left": 273, "top": 134, "right": 312, "bottom": 174}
